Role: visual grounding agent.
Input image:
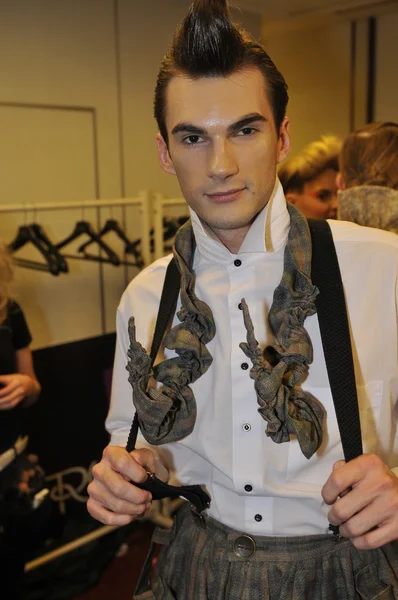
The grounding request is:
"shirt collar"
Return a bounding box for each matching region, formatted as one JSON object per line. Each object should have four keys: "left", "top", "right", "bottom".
{"left": 190, "top": 178, "right": 289, "bottom": 266}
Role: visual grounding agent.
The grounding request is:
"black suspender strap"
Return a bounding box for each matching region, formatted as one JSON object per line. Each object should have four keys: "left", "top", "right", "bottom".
{"left": 124, "top": 258, "right": 209, "bottom": 514}
{"left": 308, "top": 218, "right": 363, "bottom": 462}
{"left": 126, "top": 258, "right": 181, "bottom": 453}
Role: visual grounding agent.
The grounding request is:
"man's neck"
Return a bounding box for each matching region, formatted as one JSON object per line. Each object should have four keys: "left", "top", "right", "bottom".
{"left": 201, "top": 222, "right": 251, "bottom": 254}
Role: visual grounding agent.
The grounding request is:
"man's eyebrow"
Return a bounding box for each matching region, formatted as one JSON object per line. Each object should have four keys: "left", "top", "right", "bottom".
{"left": 171, "top": 123, "right": 206, "bottom": 136}
{"left": 228, "top": 113, "right": 267, "bottom": 133}
{"left": 171, "top": 113, "right": 267, "bottom": 137}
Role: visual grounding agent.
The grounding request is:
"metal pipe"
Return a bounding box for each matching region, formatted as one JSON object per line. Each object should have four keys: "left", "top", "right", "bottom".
{"left": 0, "top": 197, "right": 143, "bottom": 214}
{"left": 24, "top": 525, "right": 119, "bottom": 572}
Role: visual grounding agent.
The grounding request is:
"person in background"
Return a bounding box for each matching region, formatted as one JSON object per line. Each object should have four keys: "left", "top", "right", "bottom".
{"left": 337, "top": 121, "right": 398, "bottom": 233}
{"left": 0, "top": 239, "right": 41, "bottom": 599}
{"left": 278, "top": 135, "right": 341, "bottom": 219}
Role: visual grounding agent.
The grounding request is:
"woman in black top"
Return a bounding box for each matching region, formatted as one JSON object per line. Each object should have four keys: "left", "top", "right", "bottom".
{"left": 0, "top": 240, "right": 41, "bottom": 599}
{"left": 0, "top": 251, "right": 40, "bottom": 429}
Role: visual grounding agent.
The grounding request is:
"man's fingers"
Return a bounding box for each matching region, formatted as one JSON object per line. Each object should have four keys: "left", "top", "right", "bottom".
{"left": 338, "top": 503, "right": 380, "bottom": 540}
{"left": 333, "top": 460, "right": 345, "bottom": 472}
{"left": 322, "top": 457, "right": 369, "bottom": 504}
{"left": 131, "top": 448, "right": 157, "bottom": 474}
{"left": 87, "top": 479, "right": 151, "bottom": 517}
{"left": 102, "top": 446, "right": 149, "bottom": 483}
{"left": 350, "top": 521, "right": 393, "bottom": 551}
{"left": 86, "top": 496, "right": 135, "bottom": 527}
{"left": 327, "top": 485, "right": 375, "bottom": 527}
{"left": 91, "top": 457, "right": 152, "bottom": 505}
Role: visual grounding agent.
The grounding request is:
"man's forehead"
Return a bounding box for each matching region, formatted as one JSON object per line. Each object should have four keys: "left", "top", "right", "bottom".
{"left": 165, "top": 68, "right": 272, "bottom": 128}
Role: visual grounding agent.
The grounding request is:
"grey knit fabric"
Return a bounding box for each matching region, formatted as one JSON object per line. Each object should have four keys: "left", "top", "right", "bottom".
{"left": 338, "top": 185, "right": 398, "bottom": 233}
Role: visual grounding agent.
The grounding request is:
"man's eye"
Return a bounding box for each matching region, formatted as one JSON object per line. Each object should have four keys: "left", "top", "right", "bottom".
{"left": 183, "top": 135, "right": 203, "bottom": 145}
{"left": 237, "top": 127, "right": 256, "bottom": 136}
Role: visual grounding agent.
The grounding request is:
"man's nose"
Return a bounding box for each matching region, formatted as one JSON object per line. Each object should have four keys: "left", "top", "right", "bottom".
{"left": 207, "top": 139, "right": 239, "bottom": 179}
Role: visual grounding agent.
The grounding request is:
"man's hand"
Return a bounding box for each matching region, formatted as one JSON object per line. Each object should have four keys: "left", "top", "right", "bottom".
{"left": 322, "top": 453, "right": 398, "bottom": 550}
{"left": 0, "top": 373, "right": 36, "bottom": 409}
{"left": 87, "top": 446, "right": 156, "bottom": 526}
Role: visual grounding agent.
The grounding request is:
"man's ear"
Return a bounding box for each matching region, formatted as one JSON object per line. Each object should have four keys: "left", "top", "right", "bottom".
{"left": 277, "top": 117, "right": 291, "bottom": 164}
{"left": 336, "top": 172, "right": 346, "bottom": 190}
{"left": 156, "top": 133, "right": 176, "bottom": 176}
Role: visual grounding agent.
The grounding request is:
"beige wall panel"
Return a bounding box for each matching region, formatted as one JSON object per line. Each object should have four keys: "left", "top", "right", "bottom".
{"left": 375, "top": 12, "right": 398, "bottom": 122}
{"left": 0, "top": 106, "right": 96, "bottom": 203}
{"left": 263, "top": 22, "right": 352, "bottom": 157}
{"left": 0, "top": 0, "right": 121, "bottom": 198}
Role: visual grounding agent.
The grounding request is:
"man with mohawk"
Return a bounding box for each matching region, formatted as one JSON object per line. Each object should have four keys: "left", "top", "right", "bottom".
{"left": 88, "top": 0, "right": 398, "bottom": 597}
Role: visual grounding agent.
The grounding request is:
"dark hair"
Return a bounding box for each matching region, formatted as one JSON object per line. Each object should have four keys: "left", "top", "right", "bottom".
{"left": 339, "top": 122, "right": 398, "bottom": 190}
{"left": 278, "top": 135, "right": 342, "bottom": 193}
{"left": 154, "top": 0, "right": 288, "bottom": 145}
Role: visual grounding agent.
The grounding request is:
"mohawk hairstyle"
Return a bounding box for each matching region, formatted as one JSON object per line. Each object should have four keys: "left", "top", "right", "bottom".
{"left": 154, "top": 0, "right": 288, "bottom": 145}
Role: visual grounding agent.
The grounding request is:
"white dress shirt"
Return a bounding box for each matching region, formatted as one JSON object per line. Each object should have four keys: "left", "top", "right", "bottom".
{"left": 107, "top": 180, "right": 398, "bottom": 536}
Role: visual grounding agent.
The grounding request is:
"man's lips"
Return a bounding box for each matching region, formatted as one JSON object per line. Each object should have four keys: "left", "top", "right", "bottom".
{"left": 206, "top": 188, "right": 246, "bottom": 203}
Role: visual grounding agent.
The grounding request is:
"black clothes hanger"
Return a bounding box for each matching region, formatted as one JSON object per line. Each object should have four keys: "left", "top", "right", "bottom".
{"left": 8, "top": 225, "right": 62, "bottom": 275}
{"left": 55, "top": 220, "right": 120, "bottom": 265}
{"left": 77, "top": 219, "right": 144, "bottom": 268}
{"left": 163, "top": 216, "right": 189, "bottom": 253}
{"left": 29, "top": 223, "right": 68, "bottom": 273}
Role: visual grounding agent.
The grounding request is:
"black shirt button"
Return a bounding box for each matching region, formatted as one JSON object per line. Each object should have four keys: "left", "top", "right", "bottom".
{"left": 238, "top": 302, "right": 243, "bottom": 310}
{"left": 234, "top": 259, "right": 242, "bottom": 267}
{"left": 241, "top": 362, "right": 249, "bottom": 370}
{"left": 254, "top": 514, "right": 262, "bottom": 522}
{"left": 244, "top": 484, "right": 252, "bottom": 492}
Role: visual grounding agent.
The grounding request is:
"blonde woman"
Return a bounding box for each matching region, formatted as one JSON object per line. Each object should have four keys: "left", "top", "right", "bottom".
{"left": 0, "top": 239, "right": 41, "bottom": 599}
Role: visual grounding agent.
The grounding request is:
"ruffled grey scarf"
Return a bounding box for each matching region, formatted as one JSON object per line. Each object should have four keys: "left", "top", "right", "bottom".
{"left": 126, "top": 204, "right": 325, "bottom": 459}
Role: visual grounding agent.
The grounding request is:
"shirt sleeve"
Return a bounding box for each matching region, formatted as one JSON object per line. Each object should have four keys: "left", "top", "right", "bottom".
{"left": 8, "top": 301, "right": 32, "bottom": 350}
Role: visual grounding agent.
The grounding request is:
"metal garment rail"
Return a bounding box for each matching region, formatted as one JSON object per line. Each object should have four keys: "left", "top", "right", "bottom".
{"left": 153, "top": 194, "right": 186, "bottom": 261}
{"left": 0, "top": 194, "right": 151, "bottom": 334}
{"left": 0, "top": 195, "right": 151, "bottom": 267}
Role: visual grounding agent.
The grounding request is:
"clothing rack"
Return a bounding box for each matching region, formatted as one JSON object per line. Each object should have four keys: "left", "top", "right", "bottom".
{"left": 0, "top": 194, "right": 151, "bottom": 268}
{"left": 0, "top": 194, "right": 151, "bottom": 336}
{"left": 153, "top": 194, "right": 187, "bottom": 260}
